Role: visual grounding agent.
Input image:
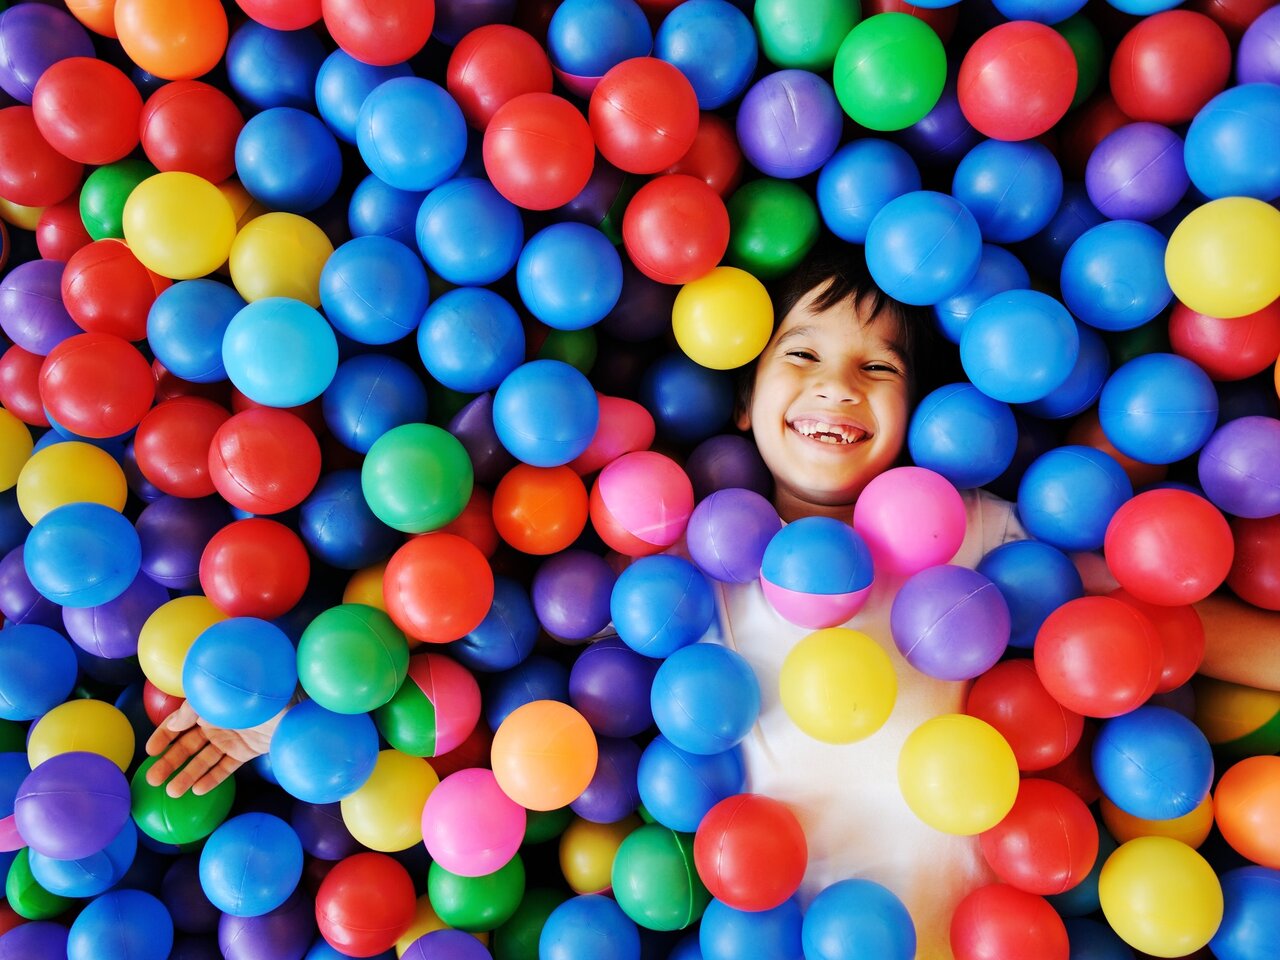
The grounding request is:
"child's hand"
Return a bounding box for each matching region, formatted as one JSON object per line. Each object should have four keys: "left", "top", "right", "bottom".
{"left": 145, "top": 701, "right": 285, "bottom": 798}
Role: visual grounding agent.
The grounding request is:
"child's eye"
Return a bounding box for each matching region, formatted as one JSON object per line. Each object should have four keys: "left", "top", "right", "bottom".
{"left": 786, "top": 350, "right": 817, "bottom": 361}
{"left": 865, "top": 363, "right": 899, "bottom": 374}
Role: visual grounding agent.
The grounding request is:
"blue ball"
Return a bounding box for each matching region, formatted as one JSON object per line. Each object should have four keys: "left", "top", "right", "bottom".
{"left": 0, "top": 623, "right": 78, "bottom": 721}
{"left": 960, "top": 290, "right": 1079, "bottom": 404}
{"left": 1061, "top": 918, "right": 1136, "bottom": 960}
{"left": 1092, "top": 705, "right": 1214, "bottom": 820}
{"left": 760, "top": 516, "right": 874, "bottom": 596}
{"left": 639, "top": 352, "right": 734, "bottom": 445}
{"left": 517, "top": 223, "right": 623, "bottom": 331}
{"left": 908, "top": 382, "right": 1017, "bottom": 489}
{"left": 24, "top": 502, "right": 140, "bottom": 608}
{"left": 990, "top": 0, "right": 1087, "bottom": 21}
{"left": 452, "top": 575, "right": 538, "bottom": 673}
{"left": 320, "top": 236, "right": 429, "bottom": 345}
{"left": 235, "top": 107, "right": 343, "bottom": 214}
{"left": 492, "top": 360, "right": 600, "bottom": 467}
{"left": 801, "top": 879, "right": 916, "bottom": 960}
{"left": 932, "top": 244, "right": 1030, "bottom": 345}
{"left": 315, "top": 49, "right": 412, "bottom": 144}
{"left": 484, "top": 654, "right": 570, "bottom": 731}
{"left": 654, "top": 0, "right": 757, "bottom": 109}
{"left": 977, "top": 539, "right": 1084, "bottom": 649}
{"left": 611, "top": 555, "right": 715, "bottom": 659}
{"left": 147, "top": 279, "right": 245, "bottom": 383}
{"left": 1021, "top": 324, "right": 1109, "bottom": 421}
{"left": 1185, "top": 84, "right": 1280, "bottom": 202}
{"left": 323, "top": 354, "right": 428, "bottom": 454}
{"left": 223, "top": 297, "right": 339, "bottom": 408}
{"left": 817, "top": 139, "right": 921, "bottom": 245}
{"left": 30, "top": 820, "right": 137, "bottom": 898}
{"left": 269, "top": 700, "right": 379, "bottom": 804}
{"left": 700, "top": 897, "right": 803, "bottom": 960}
{"left": 416, "top": 177, "right": 524, "bottom": 286}
{"left": 952, "top": 140, "right": 1063, "bottom": 243}
{"left": 183, "top": 618, "right": 298, "bottom": 730}
{"left": 226, "top": 22, "right": 326, "bottom": 111}
{"left": 1022, "top": 183, "right": 1106, "bottom": 275}
{"left": 67, "top": 889, "right": 173, "bottom": 960}
{"left": 865, "top": 191, "right": 983, "bottom": 306}
{"left": 418, "top": 287, "right": 525, "bottom": 394}
{"left": 541, "top": 895, "right": 641, "bottom": 960}
{"left": 298, "top": 470, "right": 401, "bottom": 570}
{"left": 1060, "top": 220, "right": 1172, "bottom": 332}
{"left": 1098, "top": 353, "right": 1219, "bottom": 465}
{"left": 651, "top": 643, "right": 759, "bottom": 755}
{"left": 1016, "top": 445, "right": 1133, "bottom": 552}
{"left": 200, "top": 813, "right": 303, "bottom": 918}
{"left": 357, "top": 77, "right": 467, "bottom": 192}
{"left": 669, "top": 933, "right": 703, "bottom": 960}
{"left": 348, "top": 174, "right": 426, "bottom": 248}
{"left": 547, "top": 0, "right": 652, "bottom": 78}
{"left": 637, "top": 736, "right": 744, "bottom": 834}
{"left": 1211, "top": 866, "right": 1280, "bottom": 960}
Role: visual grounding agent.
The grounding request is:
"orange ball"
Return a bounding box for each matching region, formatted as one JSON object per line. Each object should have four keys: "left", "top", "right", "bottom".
{"left": 67, "top": 0, "right": 119, "bottom": 37}
{"left": 383, "top": 533, "right": 494, "bottom": 645}
{"left": 492, "top": 464, "right": 588, "bottom": 555}
{"left": 114, "top": 0, "right": 228, "bottom": 81}
{"left": 491, "top": 700, "right": 598, "bottom": 811}
{"left": 1214, "top": 755, "right": 1280, "bottom": 868}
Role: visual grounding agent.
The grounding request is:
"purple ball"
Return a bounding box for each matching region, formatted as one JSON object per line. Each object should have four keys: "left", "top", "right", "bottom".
{"left": 62, "top": 571, "right": 169, "bottom": 659}
{"left": 218, "top": 888, "right": 316, "bottom": 960}
{"left": 0, "top": 3, "right": 94, "bottom": 102}
{"left": 736, "top": 69, "right": 843, "bottom": 179}
{"left": 1197, "top": 415, "right": 1280, "bottom": 519}
{"left": 570, "top": 735, "right": 641, "bottom": 823}
{"left": 447, "top": 392, "right": 516, "bottom": 486}
{"left": 685, "top": 434, "right": 772, "bottom": 502}
{"left": 600, "top": 258, "right": 678, "bottom": 343}
{"left": 532, "top": 550, "right": 616, "bottom": 641}
{"left": 1085, "top": 122, "right": 1189, "bottom": 222}
{"left": 14, "top": 751, "right": 132, "bottom": 861}
{"left": 0, "top": 921, "right": 70, "bottom": 957}
{"left": 568, "top": 637, "right": 659, "bottom": 739}
{"left": 290, "top": 800, "right": 363, "bottom": 861}
{"left": 557, "top": 155, "right": 627, "bottom": 230}
{"left": 135, "top": 496, "right": 231, "bottom": 591}
{"left": 896, "top": 79, "right": 980, "bottom": 168}
{"left": 0, "top": 260, "right": 80, "bottom": 356}
{"left": 162, "top": 856, "right": 222, "bottom": 936}
{"left": 0, "top": 545, "right": 62, "bottom": 628}
{"left": 1238, "top": 5, "right": 1280, "bottom": 85}
{"left": 889, "top": 565, "right": 1010, "bottom": 681}
{"left": 123, "top": 442, "right": 166, "bottom": 503}
{"left": 403, "top": 929, "right": 493, "bottom": 960}
{"left": 686, "top": 488, "right": 781, "bottom": 584}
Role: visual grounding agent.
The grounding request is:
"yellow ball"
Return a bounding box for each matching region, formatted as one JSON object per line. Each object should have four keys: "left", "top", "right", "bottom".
{"left": 559, "top": 815, "right": 641, "bottom": 895}
{"left": 28, "top": 699, "right": 135, "bottom": 772}
{"left": 1100, "top": 794, "right": 1215, "bottom": 849}
{"left": 0, "top": 198, "right": 44, "bottom": 231}
{"left": 672, "top": 266, "right": 774, "bottom": 370}
{"left": 123, "top": 172, "right": 237, "bottom": 280}
{"left": 137, "top": 596, "right": 227, "bottom": 697}
{"left": 340, "top": 749, "right": 439, "bottom": 852}
{"left": 897, "top": 713, "right": 1019, "bottom": 836}
{"left": 16, "top": 441, "right": 128, "bottom": 524}
{"left": 1166, "top": 197, "right": 1280, "bottom": 319}
{"left": 779, "top": 628, "right": 896, "bottom": 744}
{"left": 343, "top": 562, "right": 388, "bottom": 611}
{"left": 229, "top": 212, "right": 333, "bottom": 306}
{"left": 0, "top": 409, "right": 33, "bottom": 492}
{"left": 1099, "top": 836, "right": 1223, "bottom": 958}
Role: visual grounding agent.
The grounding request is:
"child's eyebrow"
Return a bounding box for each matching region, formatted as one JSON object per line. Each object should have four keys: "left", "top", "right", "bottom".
{"left": 773, "top": 325, "right": 815, "bottom": 348}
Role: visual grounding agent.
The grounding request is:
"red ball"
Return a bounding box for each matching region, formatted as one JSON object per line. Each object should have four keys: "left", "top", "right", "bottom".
{"left": 383, "top": 533, "right": 495, "bottom": 644}
{"left": 483, "top": 92, "right": 596, "bottom": 211}
{"left": 1109, "top": 11, "right": 1231, "bottom": 125}
{"left": 142, "top": 679, "right": 184, "bottom": 726}
{"left": 134, "top": 396, "right": 230, "bottom": 498}
{"left": 978, "top": 778, "right": 1098, "bottom": 896}
{"left": 1169, "top": 300, "right": 1280, "bottom": 382}
{"left": 32, "top": 57, "right": 142, "bottom": 166}
{"left": 235, "top": 0, "right": 321, "bottom": 29}
{"left": 622, "top": 174, "right": 729, "bottom": 285}
{"left": 200, "top": 517, "right": 311, "bottom": 619}
{"left": 315, "top": 852, "right": 416, "bottom": 957}
{"left": 322, "top": 0, "right": 434, "bottom": 66}
{"left": 61, "top": 238, "right": 170, "bottom": 341}
{"left": 207, "top": 407, "right": 322, "bottom": 515}
{"left": 447, "top": 24, "right": 553, "bottom": 130}
{"left": 492, "top": 464, "right": 589, "bottom": 556}
{"left": 0, "top": 345, "right": 50, "bottom": 427}
{"left": 964, "top": 659, "right": 1084, "bottom": 773}
{"left": 139, "top": 80, "right": 245, "bottom": 184}
{"left": 957, "top": 22, "right": 1077, "bottom": 142}
{"left": 950, "top": 884, "right": 1069, "bottom": 960}
{"left": 864, "top": 0, "right": 959, "bottom": 43}
{"left": 1228, "top": 514, "right": 1280, "bottom": 611}
{"left": 662, "top": 112, "right": 743, "bottom": 197}
{"left": 1107, "top": 588, "right": 1204, "bottom": 694}
{"left": 440, "top": 487, "right": 500, "bottom": 559}
{"left": 1191, "top": 0, "right": 1275, "bottom": 41}
{"left": 0, "top": 106, "right": 83, "bottom": 207}
{"left": 39, "top": 332, "right": 155, "bottom": 438}
{"left": 36, "top": 198, "right": 93, "bottom": 262}
{"left": 693, "top": 794, "right": 808, "bottom": 912}
{"left": 1103, "top": 489, "right": 1234, "bottom": 607}
{"left": 590, "top": 57, "right": 700, "bottom": 175}
{"left": 1033, "top": 596, "right": 1162, "bottom": 719}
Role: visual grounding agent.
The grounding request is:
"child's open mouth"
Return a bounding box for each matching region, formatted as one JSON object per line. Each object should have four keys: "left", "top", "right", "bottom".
{"left": 789, "top": 419, "right": 871, "bottom": 445}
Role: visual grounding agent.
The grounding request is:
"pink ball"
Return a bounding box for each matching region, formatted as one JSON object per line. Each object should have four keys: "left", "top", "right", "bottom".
{"left": 421, "top": 768, "right": 526, "bottom": 877}
{"left": 852, "top": 466, "right": 966, "bottom": 577}
{"left": 589, "top": 450, "right": 694, "bottom": 557}
{"left": 760, "top": 580, "right": 872, "bottom": 630}
{"left": 411, "top": 653, "right": 481, "bottom": 756}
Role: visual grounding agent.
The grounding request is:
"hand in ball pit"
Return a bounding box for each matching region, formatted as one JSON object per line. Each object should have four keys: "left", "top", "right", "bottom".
{"left": 0, "top": 0, "right": 1278, "bottom": 958}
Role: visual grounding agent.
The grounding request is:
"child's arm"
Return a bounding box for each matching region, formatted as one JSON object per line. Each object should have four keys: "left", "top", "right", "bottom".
{"left": 1194, "top": 593, "right": 1280, "bottom": 692}
{"left": 145, "top": 701, "right": 287, "bottom": 797}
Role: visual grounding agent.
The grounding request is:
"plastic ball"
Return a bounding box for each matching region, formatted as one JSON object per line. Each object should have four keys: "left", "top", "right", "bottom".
{"left": 801, "top": 878, "right": 916, "bottom": 960}
{"left": 374, "top": 651, "right": 480, "bottom": 757}
{"left": 816, "top": 139, "right": 921, "bottom": 246}
{"left": 965, "top": 660, "right": 1083, "bottom": 773}
{"left": 1215, "top": 756, "right": 1280, "bottom": 869}
{"left": 907, "top": 383, "right": 1016, "bottom": 489}
{"left": 322, "top": 356, "right": 428, "bottom": 457}
{"left": 225, "top": 20, "right": 325, "bottom": 110}
{"left": 950, "top": 884, "right": 1068, "bottom": 960}
{"left": 131, "top": 756, "right": 235, "bottom": 845}
{"left": 348, "top": 174, "right": 425, "bottom": 247}
{"left": 540, "top": 894, "right": 640, "bottom": 960}
{"left": 932, "top": 244, "right": 1030, "bottom": 345}
{"left": 1085, "top": 123, "right": 1189, "bottom": 223}
{"left": 735, "top": 69, "right": 842, "bottom": 179}
{"left": 1110, "top": 10, "right": 1230, "bottom": 125}
{"left": 699, "top": 897, "right": 803, "bottom": 960}
{"left": 14, "top": 751, "right": 131, "bottom": 860}
{"left": 865, "top": 190, "right": 981, "bottom": 306}
{"left": 217, "top": 888, "right": 316, "bottom": 960}
{"left": 420, "top": 768, "right": 523, "bottom": 877}
{"left": 402, "top": 929, "right": 491, "bottom": 960}
{"left": 663, "top": 111, "right": 744, "bottom": 197}
{"left": 637, "top": 353, "right": 733, "bottom": 445}
{"left": 571, "top": 735, "right": 641, "bottom": 824}
{"left": 131, "top": 397, "right": 226, "bottom": 498}
{"left": 382, "top": 533, "right": 493, "bottom": 645}
{"left": 28, "top": 818, "right": 137, "bottom": 899}
{"left": 898, "top": 714, "right": 1019, "bottom": 835}
{"left": 269, "top": 700, "right": 380, "bottom": 804}
{"left": 957, "top": 21, "right": 1076, "bottom": 141}
{"left": 16, "top": 439, "right": 126, "bottom": 525}
{"left": 1228, "top": 512, "right": 1280, "bottom": 607}
{"left": 692, "top": 795, "right": 806, "bottom": 912}
{"left": 1015, "top": 445, "right": 1132, "bottom": 552}
{"left": 223, "top": 298, "right": 338, "bottom": 408}
{"left": 314, "top": 50, "right": 411, "bottom": 144}
{"left": 235, "top": 106, "right": 342, "bottom": 214}
{"left": 0, "top": 105, "right": 83, "bottom": 208}
{"left": 137, "top": 595, "right": 226, "bottom": 697}
{"left": 751, "top": 0, "right": 855, "bottom": 71}
{"left": 1166, "top": 197, "right": 1280, "bottom": 320}
{"left": 31, "top": 56, "right": 139, "bottom": 165}
{"left": 24, "top": 698, "right": 133, "bottom": 772}
{"left": 1061, "top": 221, "right": 1172, "bottom": 334}
{"left": 453, "top": 574, "right": 537, "bottom": 671}
{"left": 24, "top": 501, "right": 140, "bottom": 609}
{"left": 315, "top": 853, "right": 417, "bottom": 956}
{"left": 297, "top": 604, "right": 409, "bottom": 715}
{"left": 589, "top": 57, "right": 697, "bottom": 175}
{"left": 852, "top": 465, "right": 966, "bottom": 577}
{"left": 760, "top": 516, "right": 873, "bottom": 629}
{"left": 546, "top": 0, "right": 651, "bottom": 83}
{"left": 779, "top": 627, "right": 896, "bottom": 745}
{"left": 976, "top": 540, "right": 1083, "bottom": 651}
{"left": 114, "top": 0, "right": 228, "bottom": 80}
{"left": 622, "top": 174, "right": 730, "bottom": 285}
{"left": 416, "top": 176, "right": 524, "bottom": 285}
{"left": 685, "top": 433, "right": 772, "bottom": 502}
{"left": 981, "top": 777, "right": 1098, "bottom": 896}
{"left": 1198, "top": 416, "right": 1280, "bottom": 519}
{"left": 0, "top": 624, "right": 78, "bottom": 721}
{"left": 959, "top": 289, "right": 1079, "bottom": 403}
{"left": 1169, "top": 299, "right": 1280, "bottom": 383}
{"left": 361, "top": 422, "right": 473, "bottom": 534}
{"left": 654, "top": 0, "right": 756, "bottom": 109}
{"left": 319, "top": 0, "right": 432, "bottom": 65}
{"left": 1093, "top": 706, "right": 1213, "bottom": 823}
{"left": 517, "top": 222, "right": 622, "bottom": 331}
{"left": 1211, "top": 866, "right": 1280, "bottom": 960}
{"left": 417, "top": 287, "right": 523, "bottom": 394}
{"left": 952, "top": 139, "right": 1062, "bottom": 244}
{"left": 557, "top": 813, "right": 634, "bottom": 893}
{"left": 0, "top": 3, "right": 95, "bottom": 103}
{"left": 122, "top": 171, "right": 236, "bottom": 281}
{"left": 1238, "top": 4, "right": 1280, "bottom": 83}
{"left": 338, "top": 749, "right": 438, "bottom": 853}
{"left": 485, "top": 654, "right": 570, "bottom": 732}
{"left": 39, "top": 332, "right": 155, "bottom": 438}
{"left": 491, "top": 360, "right": 599, "bottom": 468}
{"left": 490, "top": 699, "right": 597, "bottom": 811}
{"left": 228, "top": 211, "right": 333, "bottom": 307}
{"left": 610, "top": 555, "right": 714, "bottom": 659}
{"left": 565, "top": 638, "right": 654, "bottom": 740}
{"left": 445, "top": 24, "right": 552, "bottom": 130}
{"left": 200, "top": 813, "right": 302, "bottom": 917}
{"left": 319, "top": 236, "right": 428, "bottom": 345}
{"left": 208, "top": 407, "right": 322, "bottom": 514}
{"left": 184, "top": 616, "right": 298, "bottom": 727}
{"left": 66, "top": 889, "right": 174, "bottom": 960}
{"left": 146, "top": 279, "right": 244, "bottom": 384}
{"left": 650, "top": 643, "right": 759, "bottom": 756}
{"left": 356, "top": 77, "right": 466, "bottom": 193}
{"left": 428, "top": 854, "right": 525, "bottom": 933}
{"left": 60, "top": 238, "right": 168, "bottom": 342}
{"left": 891, "top": 565, "right": 1009, "bottom": 681}
{"left": 611, "top": 824, "right": 710, "bottom": 931}
{"left": 725, "top": 177, "right": 820, "bottom": 280}
{"left": 832, "top": 14, "right": 946, "bottom": 133}
{"left": 483, "top": 92, "right": 595, "bottom": 211}
{"left": 138, "top": 80, "right": 244, "bottom": 184}
{"left": 685, "top": 488, "right": 780, "bottom": 585}
{"left": 0, "top": 260, "right": 81, "bottom": 357}
{"left": 670, "top": 266, "right": 772, "bottom": 371}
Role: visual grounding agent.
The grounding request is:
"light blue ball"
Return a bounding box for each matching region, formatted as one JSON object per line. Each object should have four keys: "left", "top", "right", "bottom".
{"left": 541, "top": 895, "right": 641, "bottom": 960}
{"left": 269, "top": 700, "right": 379, "bottom": 804}
{"left": 222, "top": 297, "right": 339, "bottom": 408}
{"left": 24, "top": 502, "right": 140, "bottom": 608}
{"left": 802, "top": 879, "right": 916, "bottom": 960}
{"left": 1060, "top": 220, "right": 1172, "bottom": 332}
{"left": 418, "top": 287, "right": 525, "bottom": 394}
{"left": 147, "top": 279, "right": 245, "bottom": 384}
{"left": 315, "top": 49, "right": 412, "bottom": 143}
{"left": 933, "top": 243, "right": 1030, "bottom": 345}
{"left": 817, "top": 139, "right": 921, "bottom": 245}
{"left": 1098, "top": 353, "right": 1219, "bottom": 465}
{"left": 977, "top": 539, "right": 1084, "bottom": 649}
{"left": 611, "top": 555, "right": 715, "bottom": 659}
{"left": 415, "top": 177, "right": 524, "bottom": 286}
{"left": 990, "top": 0, "right": 1087, "bottom": 22}
{"left": 908, "top": 382, "right": 1017, "bottom": 489}
{"left": 636, "top": 736, "right": 744, "bottom": 834}
{"left": 654, "top": 0, "right": 757, "bottom": 109}
{"left": 29, "top": 820, "right": 137, "bottom": 898}
{"left": 67, "top": 890, "right": 173, "bottom": 960}
{"left": 651, "top": 643, "right": 759, "bottom": 755}
{"left": 356, "top": 77, "right": 467, "bottom": 192}
{"left": 199, "top": 812, "right": 303, "bottom": 918}
{"left": 1092, "top": 706, "right": 1213, "bottom": 820}
{"left": 865, "top": 190, "right": 982, "bottom": 306}
{"left": 700, "top": 897, "right": 803, "bottom": 960}
{"left": 517, "top": 223, "right": 623, "bottom": 331}
{"left": 347, "top": 174, "right": 425, "bottom": 248}
{"left": 183, "top": 618, "right": 298, "bottom": 730}
{"left": 960, "top": 289, "right": 1079, "bottom": 404}
{"left": 1185, "top": 83, "right": 1280, "bottom": 202}
{"left": 952, "top": 139, "right": 1063, "bottom": 243}
{"left": 492, "top": 360, "right": 599, "bottom": 467}
{"left": 1016, "top": 445, "right": 1133, "bottom": 552}
{"left": 235, "top": 107, "right": 343, "bottom": 213}
{"left": 760, "top": 516, "right": 873, "bottom": 596}
{"left": 320, "top": 236, "right": 429, "bottom": 345}
{"left": 1021, "top": 324, "right": 1109, "bottom": 421}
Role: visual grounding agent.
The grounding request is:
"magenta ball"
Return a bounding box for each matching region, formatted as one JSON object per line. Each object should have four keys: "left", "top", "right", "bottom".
{"left": 852, "top": 467, "right": 967, "bottom": 577}
{"left": 1197, "top": 416, "right": 1280, "bottom": 519}
{"left": 686, "top": 488, "right": 782, "bottom": 584}
{"left": 422, "top": 768, "right": 526, "bottom": 877}
{"left": 1085, "top": 122, "right": 1189, "bottom": 222}
{"left": 890, "top": 565, "right": 1011, "bottom": 680}
{"left": 568, "top": 636, "right": 659, "bottom": 739}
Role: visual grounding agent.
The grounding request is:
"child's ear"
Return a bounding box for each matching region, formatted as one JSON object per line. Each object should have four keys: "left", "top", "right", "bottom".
{"left": 735, "top": 408, "right": 751, "bottom": 432}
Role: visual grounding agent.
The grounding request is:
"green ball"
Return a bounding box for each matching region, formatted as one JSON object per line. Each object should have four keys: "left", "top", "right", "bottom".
{"left": 298, "top": 604, "right": 409, "bottom": 714}
{"left": 360, "top": 422, "right": 473, "bottom": 534}
{"left": 537, "top": 329, "right": 597, "bottom": 375}
{"left": 754, "top": 0, "right": 862, "bottom": 71}
{"left": 428, "top": 854, "right": 526, "bottom": 932}
{"left": 492, "top": 887, "right": 570, "bottom": 960}
{"left": 611, "top": 824, "right": 709, "bottom": 931}
{"left": 833, "top": 13, "right": 946, "bottom": 132}
{"left": 5, "top": 848, "right": 72, "bottom": 920}
{"left": 79, "top": 159, "right": 157, "bottom": 241}
{"left": 0, "top": 719, "right": 25, "bottom": 753}
{"left": 130, "top": 756, "right": 236, "bottom": 846}
{"left": 727, "top": 179, "right": 821, "bottom": 280}
{"left": 1056, "top": 15, "right": 1104, "bottom": 110}
{"left": 523, "top": 807, "right": 573, "bottom": 846}
{"left": 373, "top": 676, "right": 438, "bottom": 757}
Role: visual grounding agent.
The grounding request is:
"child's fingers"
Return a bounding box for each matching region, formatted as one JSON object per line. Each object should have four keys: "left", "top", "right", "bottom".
{"left": 164, "top": 742, "right": 223, "bottom": 798}
{"left": 191, "top": 755, "right": 243, "bottom": 797}
{"left": 145, "top": 727, "right": 209, "bottom": 790}
{"left": 144, "top": 701, "right": 198, "bottom": 757}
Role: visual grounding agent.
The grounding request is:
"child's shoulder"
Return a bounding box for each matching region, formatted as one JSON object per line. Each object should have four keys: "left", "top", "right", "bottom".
{"left": 953, "top": 488, "right": 1027, "bottom": 570}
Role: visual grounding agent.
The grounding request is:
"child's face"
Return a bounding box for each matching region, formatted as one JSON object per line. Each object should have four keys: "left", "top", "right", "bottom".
{"left": 737, "top": 285, "right": 911, "bottom": 522}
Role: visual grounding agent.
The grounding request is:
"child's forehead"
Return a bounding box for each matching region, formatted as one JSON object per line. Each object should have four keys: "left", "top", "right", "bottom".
{"left": 773, "top": 287, "right": 906, "bottom": 350}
